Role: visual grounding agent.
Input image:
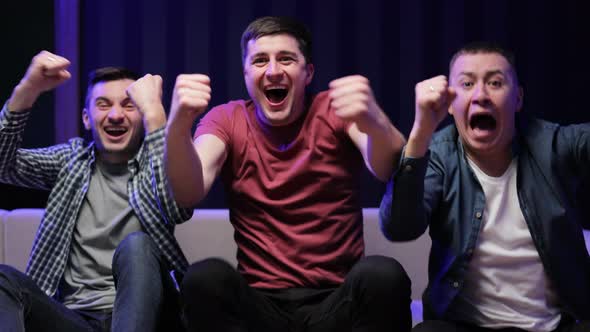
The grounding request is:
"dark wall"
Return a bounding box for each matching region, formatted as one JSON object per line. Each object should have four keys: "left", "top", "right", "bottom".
{"left": 0, "top": 3, "right": 54, "bottom": 208}
{"left": 2, "top": 0, "right": 589, "bottom": 209}
{"left": 80, "top": 0, "right": 588, "bottom": 208}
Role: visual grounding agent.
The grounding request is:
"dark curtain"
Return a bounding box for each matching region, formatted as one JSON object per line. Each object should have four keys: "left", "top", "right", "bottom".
{"left": 4, "top": 0, "right": 586, "bottom": 209}
{"left": 0, "top": 3, "right": 54, "bottom": 209}
{"left": 80, "top": 0, "right": 588, "bottom": 208}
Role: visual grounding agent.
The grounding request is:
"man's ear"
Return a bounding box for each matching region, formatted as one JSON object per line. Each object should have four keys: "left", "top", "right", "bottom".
{"left": 447, "top": 86, "right": 457, "bottom": 115}
{"left": 305, "top": 63, "right": 314, "bottom": 85}
{"left": 82, "top": 109, "right": 91, "bottom": 130}
{"left": 516, "top": 86, "right": 524, "bottom": 112}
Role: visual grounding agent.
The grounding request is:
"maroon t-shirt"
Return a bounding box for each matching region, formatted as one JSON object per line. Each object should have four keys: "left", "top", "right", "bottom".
{"left": 194, "top": 91, "right": 364, "bottom": 289}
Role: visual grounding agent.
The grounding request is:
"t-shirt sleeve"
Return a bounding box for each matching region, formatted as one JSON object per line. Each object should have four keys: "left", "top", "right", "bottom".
{"left": 193, "top": 105, "right": 232, "bottom": 146}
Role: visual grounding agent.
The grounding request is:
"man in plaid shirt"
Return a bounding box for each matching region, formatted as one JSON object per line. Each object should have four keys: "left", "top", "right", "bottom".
{"left": 0, "top": 51, "right": 191, "bottom": 331}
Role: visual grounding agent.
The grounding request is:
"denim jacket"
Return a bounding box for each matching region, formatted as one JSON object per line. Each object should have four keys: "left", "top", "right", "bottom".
{"left": 379, "top": 116, "right": 590, "bottom": 320}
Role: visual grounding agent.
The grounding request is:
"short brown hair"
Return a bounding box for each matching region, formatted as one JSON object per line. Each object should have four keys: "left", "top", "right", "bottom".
{"left": 84, "top": 67, "right": 139, "bottom": 108}
{"left": 449, "top": 41, "right": 519, "bottom": 84}
{"left": 241, "top": 16, "right": 313, "bottom": 65}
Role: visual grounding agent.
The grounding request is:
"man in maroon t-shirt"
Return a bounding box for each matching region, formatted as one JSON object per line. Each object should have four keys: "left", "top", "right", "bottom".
{"left": 165, "top": 16, "right": 411, "bottom": 332}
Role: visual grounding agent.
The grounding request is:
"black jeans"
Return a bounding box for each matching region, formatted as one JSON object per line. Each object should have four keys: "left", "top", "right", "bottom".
{"left": 0, "top": 232, "right": 183, "bottom": 332}
{"left": 181, "top": 255, "right": 412, "bottom": 332}
{"left": 413, "top": 318, "right": 590, "bottom": 332}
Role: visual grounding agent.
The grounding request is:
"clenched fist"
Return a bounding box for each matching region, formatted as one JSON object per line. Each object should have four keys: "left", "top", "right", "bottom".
{"left": 126, "top": 74, "right": 166, "bottom": 132}
{"left": 8, "top": 50, "right": 71, "bottom": 112}
{"left": 328, "top": 75, "right": 384, "bottom": 132}
{"left": 168, "top": 74, "right": 211, "bottom": 132}
{"left": 406, "top": 75, "right": 456, "bottom": 157}
{"left": 413, "top": 75, "right": 456, "bottom": 139}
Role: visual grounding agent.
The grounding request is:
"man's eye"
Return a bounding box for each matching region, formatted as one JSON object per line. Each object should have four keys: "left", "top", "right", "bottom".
{"left": 461, "top": 81, "right": 474, "bottom": 88}
{"left": 488, "top": 80, "right": 503, "bottom": 88}
{"left": 252, "top": 58, "right": 267, "bottom": 66}
{"left": 97, "top": 103, "right": 110, "bottom": 110}
{"left": 124, "top": 103, "right": 136, "bottom": 110}
{"left": 279, "top": 57, "right": 294, "bottom": 64}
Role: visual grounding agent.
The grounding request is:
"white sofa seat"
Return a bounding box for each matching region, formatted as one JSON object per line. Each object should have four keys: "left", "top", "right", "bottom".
{"left": 3, "top": 207, "right": 590, "bottom": 326}
{"left": 175, "top": 208, "right": 429, "bottom": 324}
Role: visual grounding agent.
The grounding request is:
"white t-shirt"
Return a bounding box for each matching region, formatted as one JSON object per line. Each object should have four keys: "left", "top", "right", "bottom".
{"left": 446, "top": 158, "right": 561, "bottom": 332}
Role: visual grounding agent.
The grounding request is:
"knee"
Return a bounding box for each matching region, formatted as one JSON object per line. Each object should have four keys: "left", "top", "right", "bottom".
{"left": 0, "top": 264, "right": 23, "bottom": 281}
{"left": 114, "top": 232, "right": 157, "bottom": 260}
{"left": 0, "top": 264, "right": 28, "bottom": 299}
{"left": 348, "top": 255, "right": 411, "bottom": 298}
{"left": 117, "top": 232, "right": 155, "bottom": 254}
{"left": 113, "top": 232, "right": 161, "bottom": 271}
{"left": 181, "top": 258, "right": 239, "bottom": 299}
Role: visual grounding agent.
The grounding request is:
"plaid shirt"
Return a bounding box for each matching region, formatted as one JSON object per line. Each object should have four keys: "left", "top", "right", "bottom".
{"left": 0, "top": 104, "right": 191, "bottom": 296}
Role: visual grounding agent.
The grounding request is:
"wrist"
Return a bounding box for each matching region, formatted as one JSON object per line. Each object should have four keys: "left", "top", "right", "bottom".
{"left": 356, "top": 107, "right": 389, "bottom": 133}
{"left": 406, "top": 126, "right": 432, "bottom": 158}
{"left": 142, "top": 108, "right": 167, "bottom": 133}
{"left": 165, "top": 116, "right": 194, "bottom": 139}
{"left": 7, "top": 83, "right": 41, "bottom": 113}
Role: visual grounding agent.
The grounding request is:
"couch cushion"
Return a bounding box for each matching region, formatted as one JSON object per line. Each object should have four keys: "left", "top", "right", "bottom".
{"left": 362, "top": 208, "right": 430, "bottom": 301}
{"left": 175, "top": 209, "right": 238, "bottom": 267}
{"left": 176, "top": 208, "right": 428, "bottom": 324}
{"left": 174, "top": 208, "right": 431, "bottom": 301}
{"left": 3, "top": 208, "right": 44, "bottom": 272}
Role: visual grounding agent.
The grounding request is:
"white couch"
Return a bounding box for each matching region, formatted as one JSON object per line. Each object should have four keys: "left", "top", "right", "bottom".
{"left": 2, "top": 207, "right": 589, "bottom": 326}
{"left": 0, "top": 208, "right": 428, "bottom": 324}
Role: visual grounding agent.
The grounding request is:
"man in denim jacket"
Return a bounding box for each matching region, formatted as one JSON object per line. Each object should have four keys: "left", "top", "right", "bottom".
{"left": 380, "top": 42, "right": 589, "bottom": 332}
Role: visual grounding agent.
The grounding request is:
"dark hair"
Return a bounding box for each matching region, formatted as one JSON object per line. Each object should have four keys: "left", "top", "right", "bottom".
{"left": 84, "top": 67, "right": 139, "bottom": 108}
{"left": 449, "top": 41, "right": 519, "bottom": 84}
{"left": 241, "top": 16, "right": 313, "bottom": 65}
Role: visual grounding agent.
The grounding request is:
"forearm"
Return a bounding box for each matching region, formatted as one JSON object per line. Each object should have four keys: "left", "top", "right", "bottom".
{"left": 7, "top": 82, "right": 41, "bottom": 113}
{"left": 364, "top": 112, "right": 406, "bottom": 181}
{"left": 142, "top": 105, "right": 167, "bottom": 134}
{"left": 143, "top": 128, "right": 193, "bottom": 223}
{"left": 165, "top": 126, "right": 207, "bottom": 208}
{"left": 405, "top": 123, "right": 434, "bottom": 158}
{"left": 0, "top": 106, "right": 66, "bottom": 189}
{"left": 0, "top": 104, "right": 28, "bottom": 175}
{"left": 379, "top": 155, "right": 431, "bottom": 241}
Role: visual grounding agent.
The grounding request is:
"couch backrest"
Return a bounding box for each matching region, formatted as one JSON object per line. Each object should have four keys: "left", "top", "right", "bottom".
{"left": 175, "top": 208, "right": 432, "bottom": 300}
{"left": 0, "top": 208, "right": 430, "bottom": 300}
{"left": 2, "top": 208, "right": 43, "bottom": 271}
{"left": 2, "top": 207, "right": 590, "bottom": 301}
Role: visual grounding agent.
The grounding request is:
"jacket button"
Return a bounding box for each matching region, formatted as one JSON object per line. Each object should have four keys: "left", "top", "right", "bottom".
{"left": 404, "top": 165, "right": 413, "bottom": 172}
{"left": 475, "top": 211, "right": 482, "bottom": 219}
{"left": 452, "top": 281, "right": 460, "bottom": 288}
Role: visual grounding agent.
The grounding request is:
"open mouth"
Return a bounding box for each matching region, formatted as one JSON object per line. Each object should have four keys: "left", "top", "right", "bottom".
{"left": 264, "top": 86, "right": 288, "bottom": 104}
{"left": 104, "top": 127, "right": 128, "bottom": 137}
{"left": 469, "top": 113, "right": 497, "bottom": 131}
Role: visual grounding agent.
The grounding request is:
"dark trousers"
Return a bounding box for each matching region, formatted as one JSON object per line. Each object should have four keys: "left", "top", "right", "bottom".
{"left": 413, "top": 318, "right": 590, "bottom": 332}
{"left": 180, "top": 255, "right": 412, "bottom": 332}
{"left": 0, "top": 232, "right": 183, "bottom": 332}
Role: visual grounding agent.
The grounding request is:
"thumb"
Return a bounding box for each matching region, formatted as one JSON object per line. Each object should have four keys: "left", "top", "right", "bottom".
{"left": 154, "top": 75, "right": 163, "bottom": 97}
{"left": 443, "top": 87, "right": 457, "bottom": 113}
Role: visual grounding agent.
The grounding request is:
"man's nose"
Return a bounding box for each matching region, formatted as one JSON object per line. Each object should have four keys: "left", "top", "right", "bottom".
{"left": 471, "top": 83, "right": 490, "bottom": 105}
{"left": 107, "top": 106, "right": 124, "bottom": 121}
{"left": 265, "top": 60, "right": 283, "bottom": 81}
